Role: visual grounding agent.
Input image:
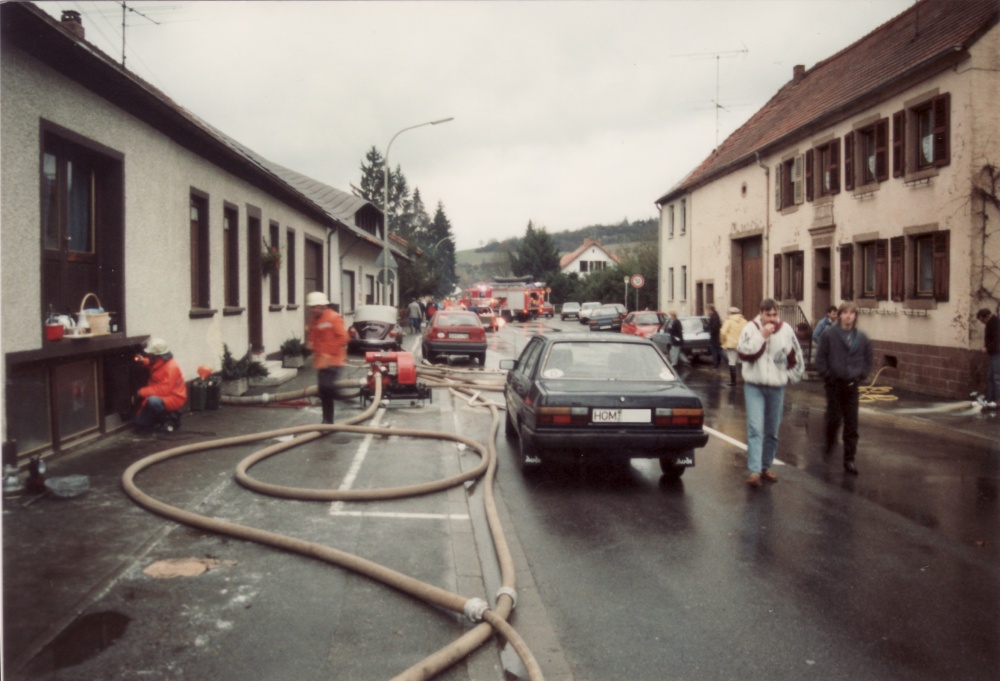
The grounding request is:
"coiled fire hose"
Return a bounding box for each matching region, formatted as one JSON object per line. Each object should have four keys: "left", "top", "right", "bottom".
{"left": 121, "top": 367, "right": 544, "bottom": 681}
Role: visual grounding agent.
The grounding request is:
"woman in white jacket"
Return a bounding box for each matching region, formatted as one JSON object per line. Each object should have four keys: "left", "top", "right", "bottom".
{"left": 736, "top": 299, "right": 805, "bottom": 487}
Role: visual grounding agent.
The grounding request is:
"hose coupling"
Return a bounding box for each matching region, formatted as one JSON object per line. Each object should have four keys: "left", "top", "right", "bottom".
{"left": 260, "top": 393, "right": 270, "bottom": 403}
{"left": 463, "top": 597, "right": 490, "bottom": 622}
{"left": 496, "top": 586, "right": 518, "bottom": 609}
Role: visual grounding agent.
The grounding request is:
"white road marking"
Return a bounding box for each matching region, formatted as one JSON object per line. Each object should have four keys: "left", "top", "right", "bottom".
{"left": 704, "top": 425, "right": 786, "bottom": 466}
{"left": 329, "top": 410, "right": 384, "bottom": 515}
{"left": 329, "top": 511, "right": 469, "bottom": 520}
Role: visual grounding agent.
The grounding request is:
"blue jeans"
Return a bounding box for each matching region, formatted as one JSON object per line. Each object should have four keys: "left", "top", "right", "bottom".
{"left": 987, "top": 354, "right": 1000, "bottom": 403}
{"left": 136, "top": 396, "right": 166, "bottom": 428}
{"left": 744, "top": 383, "right": 785, "bottom": 473}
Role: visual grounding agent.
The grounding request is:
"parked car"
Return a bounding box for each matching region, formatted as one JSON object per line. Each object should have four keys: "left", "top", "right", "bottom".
{"left": 621, "top": 311, "right": 666, "bottom": 338}
{"left": 500, "top": 333, "right": 708, "bottom": 478}
{"left": 476, "top": 306, "right": 500, "bottom": 332}
{"left": 421, "top": 310, "right": 487, "bottom": 364}
{"left": 587, "top": 304, "right": 627, "bottom": 332}
{"left": 649, "top": 316, "right": 711, "bottom": 361}
{"left": 577, "top": 301, "right": 602, "bottom": 323}
{"left": 560, "top": 302, "right": 582, "bottom": 320}
{"left": 347, "top": 304, "right": 404, "bottom": 353}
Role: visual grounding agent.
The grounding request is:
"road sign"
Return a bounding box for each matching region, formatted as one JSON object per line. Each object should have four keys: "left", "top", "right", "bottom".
{"left": 630, "top": 274, "right": 645, "bottom": 288}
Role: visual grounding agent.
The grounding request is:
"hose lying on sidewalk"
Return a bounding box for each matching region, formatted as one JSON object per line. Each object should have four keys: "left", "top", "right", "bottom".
{"left": 122, "top": 368, "right": 543, "bottom": 681}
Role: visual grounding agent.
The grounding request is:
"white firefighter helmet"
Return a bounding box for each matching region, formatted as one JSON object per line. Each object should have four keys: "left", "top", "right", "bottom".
{"left": 145, "top": 337, "right": 170, "bottom": 356}
{"left": 306, "top": 291, "right": 330, "bottom": 307}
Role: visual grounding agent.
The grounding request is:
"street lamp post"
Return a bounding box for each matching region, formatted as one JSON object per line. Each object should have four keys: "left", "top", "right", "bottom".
{"left": 382, "top": 117, "right": 454, "bottom": 304}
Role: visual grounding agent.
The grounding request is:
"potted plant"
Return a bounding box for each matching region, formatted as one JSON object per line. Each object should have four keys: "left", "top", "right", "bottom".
{"left": 261, "top": 238, "right": 281, "bottom": 276}
{"left": 220, "top": 344, "right": 269, "bottom": 396}
{"left": 280, "top": 336, "right": 308, "bottom": 368}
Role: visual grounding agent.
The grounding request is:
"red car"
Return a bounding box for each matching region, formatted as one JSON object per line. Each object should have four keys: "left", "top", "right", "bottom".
{"left": 621, "top": 311, "right": 667, "bottom": 338}
{"left": 421, "top": 310, "right": 487, "bottom": 364}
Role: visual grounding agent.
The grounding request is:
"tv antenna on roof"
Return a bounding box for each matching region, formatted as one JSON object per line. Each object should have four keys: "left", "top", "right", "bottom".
{"left": 118, "top": 1, "right": 160, "bottom": 69}
{"left": 672, "top": 45, "right": 749, "bottom": 147}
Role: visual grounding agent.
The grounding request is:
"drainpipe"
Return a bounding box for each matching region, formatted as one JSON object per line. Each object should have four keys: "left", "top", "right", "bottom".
{"left": 756, "top": 151, "right": 770, "bottom": 299}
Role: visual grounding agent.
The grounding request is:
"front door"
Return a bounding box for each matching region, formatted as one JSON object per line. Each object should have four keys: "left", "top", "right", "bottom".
{"left": 247, "top": 216, "right": 263, "bottom": 353}
{"left": 737, "top": 236, "right": 763, "bottom": 316}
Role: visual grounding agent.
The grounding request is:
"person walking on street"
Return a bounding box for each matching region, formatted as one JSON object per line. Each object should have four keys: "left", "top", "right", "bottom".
{"left": 407, "top": 298, "right": 423, "bottom": 333}
{"left": 812, "top": 306, "right": 838, "bottom": 361}
{"left": 976, "top": 308, "right": 1000, "bottom": 409}
{"left": 666, "top": 310, "right": 684, "bottom": 367}
{"left": 707, "top": 304, "right": 723, "bottom": 368}
{"left": 306, "top": 291, "right": 348, "bottom": 424}
{"left": 737, "top": 299, "right": 804, "bottom": 487}
{"left": 815, "top": 302, "right": 873, "bottom": 475}
{"left": 720, "top": 306, "right": 748, "bottom": 385}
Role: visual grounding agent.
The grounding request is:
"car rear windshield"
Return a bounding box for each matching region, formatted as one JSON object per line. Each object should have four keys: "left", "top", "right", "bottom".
{"left": 682, "top": 317, "right": 708, "bottom": 333}
{"left": 541, "top": 342, "right": 677, "bottom": 381}
{"left": 636, "top": 313, "right": 662, "bottom": 325}
{"left": 436, "top": 313, "right": 480, "bottom": 328}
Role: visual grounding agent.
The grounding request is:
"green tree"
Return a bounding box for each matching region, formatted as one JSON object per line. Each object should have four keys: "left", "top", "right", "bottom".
{"left": 509, "top": 221, "right": 561, "bottom": 280}
{"left": 426, "top": 202, "right": 458, "bottom": 297}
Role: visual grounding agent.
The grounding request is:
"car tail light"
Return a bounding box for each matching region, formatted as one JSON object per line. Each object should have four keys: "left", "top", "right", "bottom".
{"left": 654, "top": 408, "right": 704, "bottom": 427}
{"left": 471, "top": 328, "right": 485, "bottom": 341}
{"left": 537, "top": 406, "right": 589, "bottom": 425}
{"left": 389, "top": 329, "right": 398, "bottom": 338}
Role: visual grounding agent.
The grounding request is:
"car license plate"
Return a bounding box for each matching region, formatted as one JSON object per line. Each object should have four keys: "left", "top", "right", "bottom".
{"left": 449, "top": 333, "right": 469, "bottom": 339}
{"left": 592, "top": 409, "right": 650, "bottom": 423}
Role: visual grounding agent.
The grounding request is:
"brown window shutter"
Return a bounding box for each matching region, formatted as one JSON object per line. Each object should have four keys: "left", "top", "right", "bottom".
{"left": 932, "top": 93, "right": 950, "bottom": 168}
{"left": 875, "top": 239, "right": 888, "bottom": 300}
{"left": 932, "top": 231, "right": 949, "bottom": 301}
{"left": 805, "top": 149, "right": 814, "bottom": 202}
{"left": 793, "top": 155, "right": 804, "bottom": 205}
{"left": 840, "top": 244, "right": 854, "bottom": 300}
{"left": 829, "top": 140, "right": 841, "bottom": 194}
{"left": 844, "top": 132, "right": 855, "bottom": 191}
{"left": 892, "top": 110, "right": 905, "bottom": 178}
{"left": 774, "top": 163, "right": 782, "bottom": 211}
{"left": 890, "top": 236, "right": 904, "bottom": 302}
{"left": 774, "top": 254, "right": 782, "bottom": 298}
{"left": 875, "top": 118, "right": 889, "bottom": 182}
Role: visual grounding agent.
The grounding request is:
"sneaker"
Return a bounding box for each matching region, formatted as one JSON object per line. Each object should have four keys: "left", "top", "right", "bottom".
{"left": 746, "top": 472, "right": 762, "bottom": 488}
{"left": 761, "top": 469, "right": 778, "bottom": 483}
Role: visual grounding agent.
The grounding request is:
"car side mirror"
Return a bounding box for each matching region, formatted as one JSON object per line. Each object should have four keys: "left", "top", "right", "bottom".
{"left": 499, "top": 359, "right": 516, "bottom": 370}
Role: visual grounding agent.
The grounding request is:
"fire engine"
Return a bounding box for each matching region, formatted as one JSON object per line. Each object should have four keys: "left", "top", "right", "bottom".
{"left": 462, "top": 276, "right": 549, "bottom": 322}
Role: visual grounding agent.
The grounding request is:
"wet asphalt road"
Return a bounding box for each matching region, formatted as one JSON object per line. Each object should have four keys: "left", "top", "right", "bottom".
{"left": 3, "top": 315, "right": 998, "bottom": 680}
{"left": 490, "top": 317, "right": 999, "bottom": 680}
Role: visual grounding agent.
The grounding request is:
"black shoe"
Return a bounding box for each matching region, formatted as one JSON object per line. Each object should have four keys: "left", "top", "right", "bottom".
{"left": 843, "top": 460, "right": 858, "bottom": 475}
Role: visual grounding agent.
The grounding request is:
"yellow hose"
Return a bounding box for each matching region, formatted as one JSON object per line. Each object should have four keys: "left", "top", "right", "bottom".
{"left": 121, "top": 368, "right": 544, "bottom": 680}
{"left": 858, "top": 366, "right": 899, "bottom": 403}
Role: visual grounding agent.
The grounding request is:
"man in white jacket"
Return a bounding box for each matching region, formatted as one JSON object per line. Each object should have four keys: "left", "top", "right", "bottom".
{"left": 736, "top": 298, "right": 805, "bottom": 487}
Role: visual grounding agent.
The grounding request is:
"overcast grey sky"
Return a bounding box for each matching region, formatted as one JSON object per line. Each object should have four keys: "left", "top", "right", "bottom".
{"left": 41, "top": 1, "right": 914, "bottom": 250}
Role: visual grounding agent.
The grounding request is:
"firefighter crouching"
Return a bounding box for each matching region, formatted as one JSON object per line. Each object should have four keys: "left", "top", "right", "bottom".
{"left": 134, "top": 337, "right": 187, "bottom": 433}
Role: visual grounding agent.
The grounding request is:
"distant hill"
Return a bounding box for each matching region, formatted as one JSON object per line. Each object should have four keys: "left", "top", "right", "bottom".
{"left": 456, "top": 217, "right": 658, "bottom": 286}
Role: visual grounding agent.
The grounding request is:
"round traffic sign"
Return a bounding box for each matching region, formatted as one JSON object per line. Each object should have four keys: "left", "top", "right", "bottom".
{"left": 630, "top": 274, "right": 645, "bottom": 288}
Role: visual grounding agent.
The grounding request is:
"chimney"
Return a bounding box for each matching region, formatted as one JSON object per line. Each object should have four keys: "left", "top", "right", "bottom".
{"left": 60, "top": 10, "right": 85, "bottom": 40}
{"left": 792, "top": 64, "right": 805, "bottom": 84}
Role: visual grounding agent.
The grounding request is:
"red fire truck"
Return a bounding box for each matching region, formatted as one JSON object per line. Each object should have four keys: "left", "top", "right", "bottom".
{"left": 462, "top": 277, "right": 549, "bottom": 322}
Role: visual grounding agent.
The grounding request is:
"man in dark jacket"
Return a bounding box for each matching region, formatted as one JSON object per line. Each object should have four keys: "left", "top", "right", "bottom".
{"left": 976, "top": 308, "right": 999, "bottom": 409}
{"left": 707, "top": 304, "right": 722, "bottom": 368}
{"left": 815, "top": 302, "right": 873, "bottom": 474}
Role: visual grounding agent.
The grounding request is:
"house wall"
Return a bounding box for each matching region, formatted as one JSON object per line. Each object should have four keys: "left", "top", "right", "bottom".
{"left": 658, "top": 198, "right": 696, "bottom": 315}
{"left": 681, "top": 24, "right": 1000, "bottom": 398}
{"left": 1, "top": 46, "right": 334, "bottom": 423}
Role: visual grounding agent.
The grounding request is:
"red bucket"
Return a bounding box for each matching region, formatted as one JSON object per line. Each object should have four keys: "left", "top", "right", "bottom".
{"left": 46, "top": 324, "right": 64, "bottom": 341}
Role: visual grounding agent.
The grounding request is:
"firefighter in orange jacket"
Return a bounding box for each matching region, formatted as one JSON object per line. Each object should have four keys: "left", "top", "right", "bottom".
{"left": 135, "top": 337, "right": 187, "bottom": 432}
{"left": 306, "top": 291, "right": 348, "bottom": 424}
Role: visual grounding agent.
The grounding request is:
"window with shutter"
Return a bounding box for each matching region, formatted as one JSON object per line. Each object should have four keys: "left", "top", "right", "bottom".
{"left": 774, "top": 254, "right": 782, "bottom": 299}
{"left": 828, "top": 140, "right": 840, "bottom": 194}
{"left": 890, "top": 236, "right": 904, "bottom": 302}
{"left": 875, "top": 118, "right": 889, "bottom": 182}
{"left": 805, "top": 149, "right": 814, "bottom": 202}
{"left": 932, "top": 93, "right": 950, "bottom": 168}
{"left": 892, "top": 110, "right": 906, "bottom": 178}
{"left": 844, "top": 132, "right": 854, "bottom": 191}
{"left": 839, "top": 244, "right": 853, "bottom": 300}
{"left": 774, "top": 163, "right": 783, "bottom": 211}
{"left": 791, "top": 252, "right": 804, "bottom": 301}
{"left": 792, "top": 155, "right": 804, "bottom": 205}
{"left": 875, "top": 239, "right": 888, "bottom": 301}
{"left": 932, "top": 231, "right": 949, "bottom": 301}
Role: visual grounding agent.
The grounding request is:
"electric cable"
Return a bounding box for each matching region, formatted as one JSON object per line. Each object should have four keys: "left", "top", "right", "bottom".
{"left": 121, "top": 364, "right": 544, "bottom": 681}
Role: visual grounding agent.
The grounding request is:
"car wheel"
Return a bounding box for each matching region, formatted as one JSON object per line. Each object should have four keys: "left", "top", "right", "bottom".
{"left": 518, "top": 427, "right": 543, "bottom": 472}
{"left": 422, "top": 344, "right": 436, "bottom": 363}
{"left": 659, "top": 455, "right": 688, "bottom": 481}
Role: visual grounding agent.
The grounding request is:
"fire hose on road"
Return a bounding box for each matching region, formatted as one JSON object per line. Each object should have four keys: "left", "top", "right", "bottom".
{"left": 121, "top": 363, "right": 544, "bottom": 681}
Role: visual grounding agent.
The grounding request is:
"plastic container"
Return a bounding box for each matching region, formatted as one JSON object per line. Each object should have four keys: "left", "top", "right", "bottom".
{"left": 46, "top": 323, "right": 64, "bottom": 341}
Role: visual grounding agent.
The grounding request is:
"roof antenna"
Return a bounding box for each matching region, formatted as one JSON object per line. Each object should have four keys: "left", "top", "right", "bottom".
{"left": 672, "top": 45, "right": 749, "bottom": 147}
{"left": 119, "top": 1, "right": 159, "bottom": 69}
